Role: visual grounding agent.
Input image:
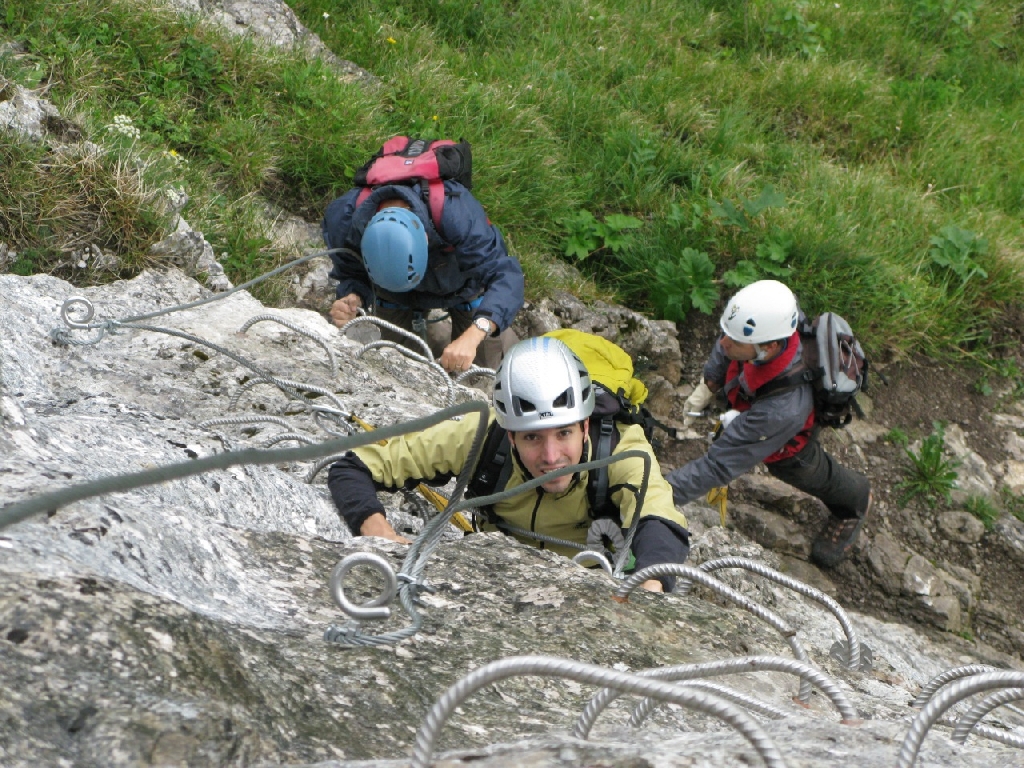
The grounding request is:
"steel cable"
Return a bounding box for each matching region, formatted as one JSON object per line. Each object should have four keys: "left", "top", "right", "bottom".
{"left": 323, "top": 405, "right": 491, "bottom": 646}
{"left": 0, "top": 402, "right": 487, "bottom": 531}
{"left": 50, "top": 248, "right": 348, "bottom": 343}
{"left": 325, "top": 450, "right": 651, "bottom": 645}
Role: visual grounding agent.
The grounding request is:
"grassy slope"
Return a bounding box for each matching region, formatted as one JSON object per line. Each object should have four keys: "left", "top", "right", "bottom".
{"left": 1, "top": 0, "right": 1022, "bottom": 361}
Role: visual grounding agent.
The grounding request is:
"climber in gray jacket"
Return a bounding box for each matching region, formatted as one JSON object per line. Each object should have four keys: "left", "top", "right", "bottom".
{"left": 666, "top": 280, "right": 871, "bottom": 568}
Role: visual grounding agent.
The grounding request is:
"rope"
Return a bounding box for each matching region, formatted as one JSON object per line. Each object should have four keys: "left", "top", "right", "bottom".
{"left": 410, "top": 656, "right": 787, "bottom": 768}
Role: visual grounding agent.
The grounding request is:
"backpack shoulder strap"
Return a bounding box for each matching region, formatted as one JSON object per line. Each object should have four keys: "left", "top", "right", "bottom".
{"left": 465, "top": 421, "right": 514, "bottom": 521}
{"left": 753, "top": 364, "right": 813, "bottom": 400}
{"left": 587, "top": 416, "right": 621, "bottom": 519}
{"left": 425, "top": 179, "right": 446, "bottom": 231}
{"left": 588, "top": 417, "right": 615, "bottom": 514}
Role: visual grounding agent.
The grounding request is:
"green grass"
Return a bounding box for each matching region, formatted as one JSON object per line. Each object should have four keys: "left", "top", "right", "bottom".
{"left": 1, "top": 0, "right": 1023, "bottom": 358}
{"left": 964, "top": 495, "right": 999, "bottom": 530}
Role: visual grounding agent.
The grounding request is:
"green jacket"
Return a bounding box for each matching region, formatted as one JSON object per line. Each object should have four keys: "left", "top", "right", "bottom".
{"left": 346, "top": 409, "right": 688, "bottom": 558}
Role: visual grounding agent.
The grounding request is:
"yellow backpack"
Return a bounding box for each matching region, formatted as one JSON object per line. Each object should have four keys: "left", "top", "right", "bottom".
{"left": 544, "top": 328, "right": 648, "bottom": 407}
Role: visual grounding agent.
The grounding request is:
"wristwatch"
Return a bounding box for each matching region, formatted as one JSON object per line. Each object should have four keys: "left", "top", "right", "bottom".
{"left": 472, "top": 316, "right": 494, "bottom": 335}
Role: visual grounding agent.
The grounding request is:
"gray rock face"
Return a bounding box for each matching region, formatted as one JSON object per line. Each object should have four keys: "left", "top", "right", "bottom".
{"left": 152, "top": 0, "right": 376, "bottom": 84}
{"left": 0, "top": 78, "right": 75, "bottom": 141}
{"left": 3, "top": 270, "right": 1023, "bottom": 767}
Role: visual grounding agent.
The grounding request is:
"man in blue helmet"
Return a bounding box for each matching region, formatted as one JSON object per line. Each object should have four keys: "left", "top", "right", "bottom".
{"left": 322, "top": 180, "right": 524, "bottom": 373}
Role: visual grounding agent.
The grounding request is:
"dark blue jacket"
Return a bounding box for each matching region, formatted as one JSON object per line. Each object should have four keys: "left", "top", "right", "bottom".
{"left": 322, "top": 181, "right": 524, "bottom": 332}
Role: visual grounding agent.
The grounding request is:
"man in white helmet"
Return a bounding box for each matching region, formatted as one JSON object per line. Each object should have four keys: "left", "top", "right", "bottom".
{"left": 327, "top": 337, "right": 691, "bottom": 592}
{"left": 667, "top": 280, "right": 872, "bottom": 568}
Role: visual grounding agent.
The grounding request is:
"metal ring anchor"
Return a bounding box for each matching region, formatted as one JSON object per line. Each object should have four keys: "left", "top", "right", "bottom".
{"left": 61, "top": 296, "right": 96, "bottom": 326}
{"left": 329, "top": 552, "right": 398, "bottom": 620}
{"left": 571, "top": 550, "right": 614, "bottom": 578}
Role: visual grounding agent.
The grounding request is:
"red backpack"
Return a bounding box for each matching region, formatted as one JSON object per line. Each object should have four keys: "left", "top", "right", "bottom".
{"left": 353, "top": 136, "right": 473, "bottom": 229}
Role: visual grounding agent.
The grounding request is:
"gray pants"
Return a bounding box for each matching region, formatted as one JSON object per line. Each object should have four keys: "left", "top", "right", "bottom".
{"left": 767, "top": 436, "right": 871, "bottom": 520}
{"left": 375, "top": 306, "right": 517, "bottom": 370}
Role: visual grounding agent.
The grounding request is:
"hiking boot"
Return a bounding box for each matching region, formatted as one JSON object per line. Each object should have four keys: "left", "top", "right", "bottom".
{"left": 810, "top": 495, "right": 872, "bottom": 568}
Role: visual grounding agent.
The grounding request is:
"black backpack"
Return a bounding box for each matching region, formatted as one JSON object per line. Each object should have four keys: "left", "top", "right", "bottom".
{"left": 754, "top": 312, "right": 869, "bottom": 428}
{"left": 353, "top": 136, "right": 473, "bottom": 230}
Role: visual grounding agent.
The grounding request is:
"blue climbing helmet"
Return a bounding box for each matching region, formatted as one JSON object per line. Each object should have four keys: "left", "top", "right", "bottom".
{"left": 360, "top": 206, "right": 428, "bottom": 293}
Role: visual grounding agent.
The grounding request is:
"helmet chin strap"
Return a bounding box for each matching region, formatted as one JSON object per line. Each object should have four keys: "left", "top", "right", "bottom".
{"left": 753, "top": 343, "right": 770, "bottom": 362}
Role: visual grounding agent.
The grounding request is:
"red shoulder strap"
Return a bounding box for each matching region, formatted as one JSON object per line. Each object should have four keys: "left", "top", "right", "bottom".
{"left": 426, "top": 179, "right": 445, "bottom": 230}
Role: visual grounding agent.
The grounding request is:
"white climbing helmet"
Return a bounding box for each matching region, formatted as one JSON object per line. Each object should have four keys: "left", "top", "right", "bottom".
{"left": 720, "top": 279, "right": 799, "bottom": 344}
{"left": 492, "top": 337, "right": 595, "bottom": 432}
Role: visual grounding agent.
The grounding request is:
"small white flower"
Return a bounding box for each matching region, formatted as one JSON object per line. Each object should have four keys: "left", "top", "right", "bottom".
{"left": 323, "top": 11, "right": 329, "bottom": 19}
{"left": 526, "top": 84, "right": 533, "bottom": 90}
{"left": 105, "top": 114, "right": 140, "bottom": 140}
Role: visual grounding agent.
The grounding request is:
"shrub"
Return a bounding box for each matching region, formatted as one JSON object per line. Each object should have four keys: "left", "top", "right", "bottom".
{"left": 896, "top": 421, "right": 961, "bottom": 508}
